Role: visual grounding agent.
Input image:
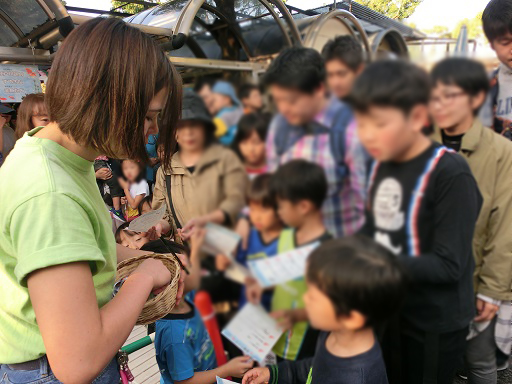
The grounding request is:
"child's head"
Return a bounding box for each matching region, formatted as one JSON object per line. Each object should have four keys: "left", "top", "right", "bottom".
{"left": 176, "top": 90, "right": 215, "bottom": 153}
{"left": 270, "top": 160, "right": 327, "bottom": 228}
{"left": 482, "top": 0, "right": 512, "bottom": 69}
{"left": 430, "top": 58, "right": 489, "bottom": 129}
{"left": 247, "top": 174, "right": 282, "bottom": 233}
{"left": 212, "top": 81, "right": 240, "bottom": 113}
{"left": 14, "top": 93, "right": 48, "bottom": 140}
{"left": 115, "top": 222, "right": 151, "bottom": 249}
{"left": 121, "top": 159, "right": 144, "bottom": 183}
{"left": 349, "top": 60, "right": 430, "bottom": 162}
{"left": 322, "top": 36, "right": 365, "bottom": 100}
{"left": 232, "top": 112, "right": 270, "bottom": 167}
{"left": 137, "top": 194, "right": 153, "bottom": 215}
{"left": 263, "top": 47, "right": 326, "bottom": 126}
{"left": 194, "top": 77, "right": 217, "bottom": 115}
{"left": 304, "top": 235, "right": 406, "bottom": 332}
{"left": 238, "top": 83, "right": 264, "bottom": 112}
{"left": 45, "top": 18, "right": 182, "bottom": 169}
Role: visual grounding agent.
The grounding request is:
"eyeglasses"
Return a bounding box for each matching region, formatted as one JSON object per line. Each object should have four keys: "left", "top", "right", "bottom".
{"left": 429, "top": 91, "right": 467, "bottom": 106}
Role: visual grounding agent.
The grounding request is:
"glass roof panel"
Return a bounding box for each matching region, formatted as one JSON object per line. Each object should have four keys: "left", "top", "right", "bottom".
{"left": 126, "top": 0, "right": 189, "bottom": 28}
{"left": 0, "top": 17, "right": 19, "bottom": 46}
{"left": 0, "top": 0, "right": 50, "bottom": 35}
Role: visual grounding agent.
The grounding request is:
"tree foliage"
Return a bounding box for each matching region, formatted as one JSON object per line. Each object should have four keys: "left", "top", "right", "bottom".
{"left": 111, "top": 1, "right": 159, "bottom": 14}
{"left": 355, "top": 0, "right": 422, "bottom": 20}
{"left": 424, "top": 12, "right": 484, "bottom": 40}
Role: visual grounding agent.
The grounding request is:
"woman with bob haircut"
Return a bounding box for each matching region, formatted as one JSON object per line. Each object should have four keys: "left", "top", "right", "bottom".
{"left": 14, "top": 93, "right": 49, "bottom": 140}
{"left": 0, "top": 18, "right": 184, "bottom": 383}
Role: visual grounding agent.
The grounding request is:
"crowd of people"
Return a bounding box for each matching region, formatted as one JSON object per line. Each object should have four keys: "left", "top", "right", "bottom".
{"left": 1, "top": 0, "right": 512, "bottom": 383}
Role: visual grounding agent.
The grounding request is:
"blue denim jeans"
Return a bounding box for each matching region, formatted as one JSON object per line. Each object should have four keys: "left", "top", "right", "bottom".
{"left": 0, "top": 356, "right": 119, "bottom": 383}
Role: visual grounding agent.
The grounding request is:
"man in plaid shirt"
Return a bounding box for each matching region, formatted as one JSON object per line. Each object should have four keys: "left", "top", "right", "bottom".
{"left": 263, "top": 47, "right": 367, "bottom": 238}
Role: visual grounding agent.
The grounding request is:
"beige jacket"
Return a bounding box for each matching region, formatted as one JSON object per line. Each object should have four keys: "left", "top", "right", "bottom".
{"left": 153, "top": 144, "right": 248, "bottom": 235}
{"left": 432, "top": 120, "right": 512, "bottom": 300}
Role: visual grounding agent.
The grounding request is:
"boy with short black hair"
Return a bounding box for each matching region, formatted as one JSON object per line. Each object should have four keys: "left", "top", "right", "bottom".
{"left": 429, "top": 57, "right": 512, "bottom": 383}
{"left": 263, "top": 47, "right": 367, "bottom": 238}
{"left": 242, "top": 235, "right": 406, "bottom": 384}
{"left": 155, "top": 230, "right": 253, "bottom": 383}
{"left": 238, "top": 83, "right": 264, "bottom": 114}
{"left": 321, "top": 35, "right": 365, "bottom": 100}
{"left": 262, "top": 159, "right": 332, "bottom": 362}
{"left": 351, "top": 60, "right": 482, "bottom": 384}
{"left": 480, "top": 0, "right": 512, "bottom": 139}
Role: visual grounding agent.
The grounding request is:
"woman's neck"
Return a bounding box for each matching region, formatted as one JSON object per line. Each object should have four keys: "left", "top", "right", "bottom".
{"left": 327, "top": 327, "right": 375, "bottom": 358}
{"left": 33, "top": 122, "right": 99, "bottom": 161}
{"left": 179, "top": 149, "right": 203, "bottom": 167}
{"left": 245, "top": 158, "right": 266, "bottom": 171}
{"left": 443, "top": 114, "right": 475, "bottom": 137}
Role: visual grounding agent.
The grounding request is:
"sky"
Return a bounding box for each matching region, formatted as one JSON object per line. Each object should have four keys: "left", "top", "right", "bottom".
{"left": 66, "top": 0, "right": 491, "bottom": 31}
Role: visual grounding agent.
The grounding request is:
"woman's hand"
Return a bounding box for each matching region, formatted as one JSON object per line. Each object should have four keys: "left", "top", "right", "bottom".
{"left": 95, "top": 168, "right": 112, "bottom": 180}
{"left": 245, "top": 277, "right": 263, "bottom": 305}
{"left": 235, "top": 217, "right": 251, "bottom": 251}
{"left": 133, "top": 258, "right": 171, "bottom": 292}
{"left": 142, "top": 223, "right": 163, "bottom": 242}
{"left": 118, "top": 177, "right": 129, "bottom": 190}
{"left": 180, "top": 217, "right": 208, "bottom": 241}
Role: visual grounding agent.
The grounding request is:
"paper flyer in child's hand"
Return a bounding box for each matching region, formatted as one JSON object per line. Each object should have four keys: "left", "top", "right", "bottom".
{"left": 222, "top": 303, "right": 283, "bottom": 364}
{"left": 216, "top": 377, "right": 237, "bottom": 384}
{"left": 247, "top": 243, "right": 319, "bottom": 288}
{"left": 127, "top": 205, "right": 166, "bottom": 233}
{"left": 201, "top": 223, "right": 241, "bottom": 257}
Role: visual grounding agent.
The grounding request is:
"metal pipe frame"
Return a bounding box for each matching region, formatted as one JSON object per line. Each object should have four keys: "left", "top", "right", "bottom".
{"left": 368, "top": 28, "right": 409, "bottom": 58}
{"left": 0, "top": 9, "right": 24, "bottom": 39}
{"left": 267, "top": 0, "right": 302, "bottom": 46}
{"left": 0, "top": 47, "right": 51, "bottom": 64}
{"left": 302, "top": 10, "right": 371, "bottom": 59}
{"left": 170, "top": 56, "right": 267, "bottom": 73}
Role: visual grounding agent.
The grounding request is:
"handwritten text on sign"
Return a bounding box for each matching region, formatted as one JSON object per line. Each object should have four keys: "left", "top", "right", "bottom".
{"left": 0, "top": 65, "right": 42, "bottom": 103}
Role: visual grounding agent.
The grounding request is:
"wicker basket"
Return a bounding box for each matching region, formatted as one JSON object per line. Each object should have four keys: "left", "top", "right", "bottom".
{"left": 117, "top": 254, "right": 181, "bottom": 325}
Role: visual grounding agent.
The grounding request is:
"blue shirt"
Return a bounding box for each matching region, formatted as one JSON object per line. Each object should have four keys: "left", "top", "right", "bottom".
{"left": 155, "top": 300, "right": 217, "bottom": 383}
{"left": 236, "top": 228, "right": 279, "bottom": 311}
{"left": 145, "top": 134, "right": 158, "bottom": 183}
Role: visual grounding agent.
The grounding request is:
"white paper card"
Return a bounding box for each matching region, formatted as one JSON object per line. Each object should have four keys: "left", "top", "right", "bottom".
{"left": 224, "top": 261, "right": 251, "bottom": 284}
{"left": 127, "top": 205, "right": 166, "bottom": 232}
{"left": 247, "top": 243, "right": 319, "bottom": 288}
{"left": 222, "top": 303, "right": 283, "bottom": 364}
{"left": 216, "top": 377, "right": 237, "bottom": 384}
{"left": 201, "top": 223, "right": 241, "bottom": 257}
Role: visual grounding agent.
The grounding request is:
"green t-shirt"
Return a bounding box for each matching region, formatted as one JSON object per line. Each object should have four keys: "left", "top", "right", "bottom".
{"left": 0, "top": 127, "right": 117, "bottom": 363}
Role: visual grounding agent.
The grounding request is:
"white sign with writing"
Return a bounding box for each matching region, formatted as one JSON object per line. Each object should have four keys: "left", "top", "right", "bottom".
{"left": 0, "top": 64, "right": 42, "bottom": 103}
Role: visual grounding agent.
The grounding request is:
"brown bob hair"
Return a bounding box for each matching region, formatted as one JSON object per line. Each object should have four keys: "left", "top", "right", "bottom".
{"left": 14, "top": 93, "right": 47, "bottom": 140}
{"left": 46, "top": 18, "right": 182, "bottom": 168}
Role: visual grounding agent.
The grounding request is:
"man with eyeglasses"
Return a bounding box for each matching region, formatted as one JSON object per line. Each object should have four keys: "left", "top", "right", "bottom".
{"left": 430, "top": 57, "right": 512, "bottom": 384}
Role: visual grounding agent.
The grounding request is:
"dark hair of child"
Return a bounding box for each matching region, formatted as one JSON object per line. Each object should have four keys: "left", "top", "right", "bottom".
{"left": 238, "top": 83, "right": 260, "bottom": 101}
{"left": 193, "top": 76, "right": 217, "bottom": 93}
{"left": 431, "top": 58, "right": 490, "bottom": 115}
{"left": 321, "top": 35, "right": 364, "bottom": 71}
{"left": 270, "top": 159, "right": 327, "bottom": 209}
{"left": 247, "top": 173, "right": 277, "bottom": 210}
{"left": 120, "top": 159, "right": 146, "bottom": 183}
{"left": 262, "top": 47, "right": 326, "bottom": 93}
{"left": 307, "top": 235, "right": 407, "bottom": 328}
{"left": 115, "top": 221, "right": 189, "bottom": 255}
{"left": 231, "top": 112, "right": 271, "bottom": 160}
{"left": 482, "top": 0, "right": 512, "bottom": 42}
{"left": 349, "top": 60, "right": 430, "bottom": 114}
{"left": 137, "top": 194, "right": 153, "bottom": 215}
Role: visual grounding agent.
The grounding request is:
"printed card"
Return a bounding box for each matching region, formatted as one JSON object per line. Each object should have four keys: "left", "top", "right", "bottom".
{"left": 127, "top": 205, "right": 166, "bottom": 233}
{"left": 201, "top": 223, "right": 241, "bottom": 257}
{"left": 247, "top": 243, "right": 319, "bottom": 288}
{"left": 222, "top": 303, "right": 283, "bottom": 364}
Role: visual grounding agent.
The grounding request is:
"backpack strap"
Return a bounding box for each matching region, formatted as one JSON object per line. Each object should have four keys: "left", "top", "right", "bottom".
{"left": 329, "top": 104, "right": 353, "bottom": 180}
{"left": 165, "top": 174, "right": 182, "bottom": 229}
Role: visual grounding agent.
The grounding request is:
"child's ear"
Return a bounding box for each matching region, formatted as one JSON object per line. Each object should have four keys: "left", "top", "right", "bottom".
{"left": 472, "top": 91, "right": 486, "bottom": 112}
{"left": 342, "top": 310, "right": 367, "bottom": 331}
{"left": 298, "top": 200, "right": 315, "bottom": 215}
{"left": 409, "top": 104, "right": 429, "bottom": 133}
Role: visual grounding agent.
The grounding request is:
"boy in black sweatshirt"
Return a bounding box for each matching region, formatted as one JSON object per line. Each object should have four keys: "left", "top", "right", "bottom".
{"left": 351, "top": 60, "right": 482, "bottom": 384}
{"left": 242, "top": 236, "right": 406, "bottom": 384}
